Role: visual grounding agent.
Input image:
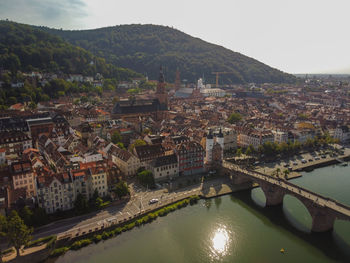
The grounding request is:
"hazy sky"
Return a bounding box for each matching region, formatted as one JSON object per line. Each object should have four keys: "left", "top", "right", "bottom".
{"left": 1, "top": 0, "right": 349, "bottom": 74}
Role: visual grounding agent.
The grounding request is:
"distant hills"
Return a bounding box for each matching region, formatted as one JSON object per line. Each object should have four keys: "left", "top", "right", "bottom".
{"left": 0, "top": 21, "right": 296, "bottom": 84}
{"left": 39, "top": 24, "right": 296, "bottom": 84}
{"left": 0, "top": 21, "right": 141, "bottom": 80}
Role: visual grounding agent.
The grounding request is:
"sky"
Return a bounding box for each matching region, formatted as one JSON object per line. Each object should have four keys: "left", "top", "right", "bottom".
{"left": 1, "top": 0, "right": 350, "bottom": 74}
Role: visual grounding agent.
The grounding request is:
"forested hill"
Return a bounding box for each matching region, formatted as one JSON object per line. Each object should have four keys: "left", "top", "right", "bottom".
{"left": 0, "top": 21, "right": 141, "bottom": 80}
{"left": 41, "top": 24, "right": 296, "bottom": 84}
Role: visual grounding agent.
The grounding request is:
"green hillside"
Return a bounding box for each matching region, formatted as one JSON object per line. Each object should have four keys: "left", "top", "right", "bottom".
{"left": 41, "top": 24, "right": 296, "bottom": 84}
{"left": 0, "top": 21, "right": 141, "bottom": 80}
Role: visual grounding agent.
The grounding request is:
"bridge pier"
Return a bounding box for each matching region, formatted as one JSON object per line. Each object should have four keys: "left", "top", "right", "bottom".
{"left": 260, "top": 183, "right": 285, "bottom": 206}
{"left": 304, "top": 202, "right": 337, "bottom": 232}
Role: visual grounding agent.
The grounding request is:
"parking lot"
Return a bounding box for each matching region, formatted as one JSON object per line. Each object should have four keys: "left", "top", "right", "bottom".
{"left": 255, "top": 145, "right": 350, "bottom": 177}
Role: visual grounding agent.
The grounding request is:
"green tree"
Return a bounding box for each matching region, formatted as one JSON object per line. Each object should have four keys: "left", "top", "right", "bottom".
{"left": 114, "top": 181, "right": 130, "bottom": 199}
{"left": 74, "top": 193, "right": 88, "bottom": 214}
{"left": 137, "top": 170, "right": 155, "bottom": 188}
{"left": 6, "top": 211, "right": 32, "bottom": 258}
{"left": 111, "top": 131, "right": 122, "bottom": 144}
{"left": 236, "top": 148, "right": 242, "bottom": 157}
{"left": 28, "top": 101, "right": 37, "bottom": 110}
{"left": 227, "top": 112, "right": 242, "bottom": 124}
{"left": 117, "top": 142, "right": 125, "bottom": 149}
{"left": 130, "top": 139, "right": 147, "bottom": 150}
{"left": 31, "top": 207, "right": 48, "bottom": 227}
{"left": 19, "top": 206, "right": 33, "bottom": 227}
{"left": 95, "top": 197, "right": 103, "bottom": 209}
{"left": 8, "top": 97, "right": 17, "bottom": 105}
{"left": 0, "top": 214, "right": 7, "bottom": 262}
{"left": 245, "top": 145, "right": 255, "bottom": 156}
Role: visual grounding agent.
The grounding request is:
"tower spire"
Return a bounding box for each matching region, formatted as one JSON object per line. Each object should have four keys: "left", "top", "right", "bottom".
{"left": 159, "top": 66, "right": 165, "bottom": 83}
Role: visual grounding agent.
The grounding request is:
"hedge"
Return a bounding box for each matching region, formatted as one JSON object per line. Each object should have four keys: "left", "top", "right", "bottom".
{"left": 50, "top": 247, "right": 69, "bottom": 257}
{"left": 1, "top": 248, "right": 14, "bottom": 256}
{"left": 70, "top": 239, "right": 92, "bottom": 250}
{"left": 50, "top": 195, "right": 200, "bottom": 258}
{"left": 25, "top": 235, "right": 57, "bottom": 249}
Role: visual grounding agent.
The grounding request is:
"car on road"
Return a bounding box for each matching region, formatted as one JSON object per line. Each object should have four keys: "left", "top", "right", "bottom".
{"left": 149, "top": 198, "right": 159, "bottom": 204}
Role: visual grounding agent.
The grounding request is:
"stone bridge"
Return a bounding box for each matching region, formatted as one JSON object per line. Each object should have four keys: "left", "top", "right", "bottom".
{"left": 222, "top": 161, "right": 350, "bottom": 232}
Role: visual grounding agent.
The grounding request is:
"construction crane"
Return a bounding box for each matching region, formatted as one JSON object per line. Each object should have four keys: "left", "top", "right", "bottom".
{"left": 212, "top": 72, "right": 235, "bottom": 88}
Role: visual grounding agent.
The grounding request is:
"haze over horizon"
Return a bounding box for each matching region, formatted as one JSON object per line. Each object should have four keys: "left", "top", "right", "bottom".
{"left": 1, "top": 0, "right": 349, "bottom": 75}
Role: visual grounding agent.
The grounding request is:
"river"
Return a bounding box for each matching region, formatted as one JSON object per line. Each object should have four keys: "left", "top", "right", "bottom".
{"left": 52, "top": 164, "right": 350, "bottom": 263}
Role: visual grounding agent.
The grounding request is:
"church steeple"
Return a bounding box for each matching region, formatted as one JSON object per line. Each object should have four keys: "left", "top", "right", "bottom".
{"left": 156, "top": 65, "right": 168, "bottom": 110}
{"left": 159, "top": 66, "right": 165, "bottom": 83}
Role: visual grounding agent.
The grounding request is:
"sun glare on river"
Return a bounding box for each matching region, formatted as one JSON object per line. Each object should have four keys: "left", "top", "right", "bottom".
{"left": 210, "top": 226, "right": 232, "bottom": 259}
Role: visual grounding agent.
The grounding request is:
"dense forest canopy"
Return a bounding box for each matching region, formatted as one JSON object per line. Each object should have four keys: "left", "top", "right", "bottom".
{"left": 40, "top": 24, "right": 296, "bottom": 84}
{"left": 0, "top": 21, "right": 141, "bottom": 80}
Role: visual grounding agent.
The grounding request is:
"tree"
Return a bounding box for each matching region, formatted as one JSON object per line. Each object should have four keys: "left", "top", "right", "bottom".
{"left": 245, "top": 145, "right": 255, "bottom": 156}
{"left": 19, "top": 206, "right": 33, "bottom": 227}
{"left": 80, "top": 96, "right": 88, "bottom": 103}
{"left": 236, "top": 148, "right": 242, "bottom": 157}
{"left": 6, "top": 211, "right": 32, "bottom": 258}
{"left": 0, "top": 214, "right": 7, "bottom": 262}
{"left": 8, "top": 97, "right": 17, "bottom": 105}
{"left": 28, "top": 101, "right": 37, "bottom": 110}
{"left": 95, "top": 197, "right": 103, "bottom": 209}
{"left": 111, "top": 131, "right": 122, "bottom": 144}
{"left": 130, "top": 139, "right": 147, "bottom": 150}
{"left": 74, "top": 193, "right": 88, "bottom": 214}
{"left": 227, "top": 112, "right": 242, "bottom": 124}
{"left": 137, "top": 170, "right": 155, "bottom": 188}
{"left": 114, "top": 181, "right": 130, "bottom": 199}
{"left": 117, "top": 142, "right": 125, "bottom": 149}
{"left": 31, "top": 207, "right": 48, "bottom": 227}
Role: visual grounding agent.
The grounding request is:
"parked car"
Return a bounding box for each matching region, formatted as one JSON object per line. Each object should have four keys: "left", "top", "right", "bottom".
{"left": 321, "top": 155, "right": 326, "bottom": 159}
{"left": 301, "top": 159, "right": 307, "bottom": 164}
{"left": 149, "top": 198, "right": 159, "bottom": 204}
{"left": 315, "top": 156, "right": 320, "bottom": 160}
{"left": 293, "top": 162, "right": 298, "bottom": 165}
{"left": 308, "top": 158, "right": 313, "bottom": 162}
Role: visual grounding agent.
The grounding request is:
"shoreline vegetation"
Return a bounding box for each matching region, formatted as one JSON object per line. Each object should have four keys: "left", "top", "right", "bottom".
{"left": 49, "top": 195, "right": 200, "bottom": 258}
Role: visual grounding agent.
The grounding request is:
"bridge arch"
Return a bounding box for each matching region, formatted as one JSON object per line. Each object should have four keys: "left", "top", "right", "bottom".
{"left": 282, "top": 194, "right": 312, "bottom": 232}
{"left": 251, "top": 186, "right": 266, "bottom": 207}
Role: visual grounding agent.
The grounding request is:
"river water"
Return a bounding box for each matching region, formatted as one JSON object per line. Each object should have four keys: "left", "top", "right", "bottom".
{"left": 53, "top": 164, "right": 350, "bottom": 263}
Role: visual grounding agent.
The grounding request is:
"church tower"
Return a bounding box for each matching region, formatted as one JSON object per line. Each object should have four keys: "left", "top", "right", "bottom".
{"left": 175, "top": 68, "right": 181, "bottom": 92}
{"left": 156, "top": 66, "right": 168, "bottom": 110}
{"left": 206, "top": 129, "right": 214, "bottom": 164}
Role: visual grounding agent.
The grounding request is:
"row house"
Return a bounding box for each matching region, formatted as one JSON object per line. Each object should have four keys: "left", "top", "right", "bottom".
{"left": 89, "top": 166, "right": 108, "bottom": 197}
{"left": 334, "top": 125, "right": 350, "bottom": 143}
{"left": 272, "top": 130, "right": 289, "bottom": 143}
{"left": 36, "top": 173, "right": 75, "bottom": 214}
{"left": 150, "top": 154, "right": 178, "bottom": 182}
{"left": 133, "top": 144, "right": 165, "bottom": 165}
{"left": 71, "top": 169, "right": 91, "bottom": 200}
{"left": 175, "top": 141, "right": 205, "bottom": 176}
{"left": 105, "top": 143, "right": 140, "bottom": 177}
{"left": 80, "top": 160, "right": 109, "bottom": 197}
{"left": 291, "top": 130, "right": 316, "bottom": 144}
{"left": 11, "top": 161, "right": 36, "bottom": 198}
{"left": 0, "top": 131, "right": 32, "bottom": 155}
{"left": 238, "top": 129, "right": 274, "bottom": 149}
{"left": 27, "top": 117, "right": 54, "bottom": 141}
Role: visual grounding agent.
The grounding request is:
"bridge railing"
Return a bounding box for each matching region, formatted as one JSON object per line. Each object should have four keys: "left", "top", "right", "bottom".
{"left": 248, "top": 169, "right": 350, "bottom": 211}
{"left": 223, "top": 162, "right": 350, "bottom": 214}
